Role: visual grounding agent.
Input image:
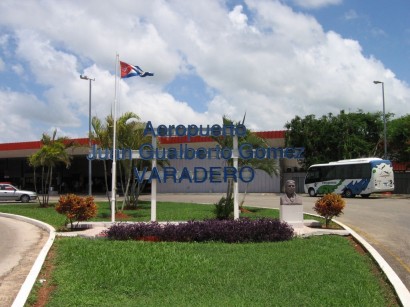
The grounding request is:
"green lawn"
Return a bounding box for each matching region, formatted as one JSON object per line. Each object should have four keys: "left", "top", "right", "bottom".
{"left": 0, "top": 200, "right": 325, "bottom": 228}
{"left": 0, "top": 201, "right": 399, "bottom": 306}
{"left": 41, "top": 237, "right": 395, "bottom": 306}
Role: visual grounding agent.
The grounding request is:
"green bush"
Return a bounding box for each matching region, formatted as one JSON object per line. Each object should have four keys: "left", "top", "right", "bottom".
{"left": 214, "top": 196, "right": 234, "bottom": 220}
{"left": 55, "top": 194, "right": 98, "bottom": 230}
{"left": 313, "top": 193, "right": 345, "bottom": 228}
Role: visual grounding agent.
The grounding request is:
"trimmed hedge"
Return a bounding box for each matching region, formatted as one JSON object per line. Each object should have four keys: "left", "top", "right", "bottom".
{"left": 105, "top": 218, "right": 294, "bottom": 243}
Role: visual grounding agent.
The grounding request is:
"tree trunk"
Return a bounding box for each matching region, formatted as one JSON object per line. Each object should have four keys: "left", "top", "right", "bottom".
{"left": 40, "top": 166, "right": 47, "bottom": 206}
{"left": 32, "top": 168, "right": 41, "bottom": 206}
{"left": 226, "top": 178, "right": 234, "bottom": 200}
{"left": 239, "top": 183, "right": 249, "bottom": 208}
{"left": 121, "top": 160, "right": 134, "bottom": 211}
{"left": 44, "top": 166, "right": 52, "bottom": 207}
{"left": 103, "top": 161, "right": 110, "bottom": 202}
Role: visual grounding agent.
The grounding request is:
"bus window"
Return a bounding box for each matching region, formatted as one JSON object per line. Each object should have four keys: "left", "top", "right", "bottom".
{"left": 324, "top": 166, "right": 337, "bottom": 180}
{"left": 351, "top": 163, "right": 371, "bottom": 179}
{"left": 305, "top": 167, "right": 320, "bottom": 184}
{"left": 337, "top": 165, "right": 348, "bottom": 179}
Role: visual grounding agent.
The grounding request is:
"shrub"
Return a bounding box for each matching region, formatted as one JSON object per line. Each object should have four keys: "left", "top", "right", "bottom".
{"left": 106, "top": 218, "right": 295, "bottom": 243}
{"left": 214, "top": 196, "right": 234, "bottom": 220}
{"left": 313, "top": 193, "right": 345, "bottom": 228}
{"left": 55, "top": 194, "right": 98, "bottom": 230}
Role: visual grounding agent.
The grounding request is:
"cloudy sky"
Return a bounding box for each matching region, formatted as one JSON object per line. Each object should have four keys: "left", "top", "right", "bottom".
{"left": 0, "top": 0, "right": 409, "bottom": 143}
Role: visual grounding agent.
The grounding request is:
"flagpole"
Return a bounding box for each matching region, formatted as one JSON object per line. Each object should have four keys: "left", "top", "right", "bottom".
{"left": 111, "top": 54, "right": 119, "bottom": 223}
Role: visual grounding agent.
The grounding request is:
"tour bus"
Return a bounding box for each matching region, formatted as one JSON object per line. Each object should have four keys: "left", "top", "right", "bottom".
{"left": 304, "top": 158, "right": 395, "bottom": 198}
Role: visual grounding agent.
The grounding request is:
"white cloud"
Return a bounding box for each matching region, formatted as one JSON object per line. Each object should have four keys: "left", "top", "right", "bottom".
{"left": 344, "top": 9, "right": 359, "bottom": 20}
{"left": 291, "top": 0, "right": 343, "bottom": 9}
{"left": 0, "top": 34, "right": 9, "bottom": 54}
{"left": 0, "top": 0, "right": 408, "bottom": 143}
{"left": 229, "top": 5, "right": 248, "bottom": 30}
{"left": 370, "top": 27, "right": 387, "bottom": 38}
{"left": 0, "top": 90, "right": 50, "bottom": 142}
{"left": 11, "top": 63, "right": 24, "bottom": 76}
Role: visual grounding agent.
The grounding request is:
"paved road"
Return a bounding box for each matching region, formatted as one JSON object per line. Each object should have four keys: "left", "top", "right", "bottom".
{"left": 140, "top": 193, "right": 410, "bottom": 291}
{"left": 0, "top": 216, "right": 48, "bottom": 307}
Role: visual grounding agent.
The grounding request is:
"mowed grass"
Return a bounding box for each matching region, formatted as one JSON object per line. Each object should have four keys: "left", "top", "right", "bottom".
{"left": 0, "top": 200, "right": 398, "bottom": 306}
{"left": 0, "top": 203, "right": 67, "bottom": 227}
{"left": 46, "top": 236, "right": 394, "bottom": 306}
{"left": 0, "top": 201, "right": 283, "bottom": 228}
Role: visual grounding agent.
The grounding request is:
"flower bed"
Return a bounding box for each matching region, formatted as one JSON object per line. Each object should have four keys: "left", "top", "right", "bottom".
{"left": 105, "top": 218, "right": 294, "bottom": 243}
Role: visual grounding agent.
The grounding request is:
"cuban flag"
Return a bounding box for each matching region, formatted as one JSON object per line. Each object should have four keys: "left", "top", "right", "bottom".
{"left": 120, "top": 61, "right": 154, "bottom": 78}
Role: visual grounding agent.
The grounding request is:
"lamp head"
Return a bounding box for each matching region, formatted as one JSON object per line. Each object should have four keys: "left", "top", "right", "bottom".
{"left": 373, "top": 80, "right": 382, "bottom": 84}
{"left": 80, "top": 75, "right": 95, "bottom": 81}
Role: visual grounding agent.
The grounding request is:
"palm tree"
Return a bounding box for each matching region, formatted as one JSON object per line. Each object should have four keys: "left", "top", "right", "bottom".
{"left": 28, "top": 130, "right": 75, "bottom": 207}
{"left": 212, "top": 116, "right": 279, "bottom": 213}
{"left": 91, "top": 115, "right": 112, "bottom": 202}
{"left": 116, "top": 112, "right": 151, "bottom": 210}
{"left": 92, "top": 112, "right": 165, "bottom": 210}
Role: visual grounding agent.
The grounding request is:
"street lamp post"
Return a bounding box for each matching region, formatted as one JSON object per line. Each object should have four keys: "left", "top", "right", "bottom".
{"left": 373, "top": 80, "right": 387, "bottom": 159}
{"left": 80, "top": 75, "right": 95, "bottom": 195}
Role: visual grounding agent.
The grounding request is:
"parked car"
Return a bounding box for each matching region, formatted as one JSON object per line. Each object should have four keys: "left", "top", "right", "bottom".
{"left": 0, "top": 184, "right": 37, "bottom": 203}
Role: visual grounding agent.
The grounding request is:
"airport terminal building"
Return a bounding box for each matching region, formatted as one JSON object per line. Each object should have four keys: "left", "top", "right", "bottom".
{"left": 2, "top": 129, "right": 407, "bottom": 195}
{"left": 0, "top": 130, "right": 305, "bottom": 195}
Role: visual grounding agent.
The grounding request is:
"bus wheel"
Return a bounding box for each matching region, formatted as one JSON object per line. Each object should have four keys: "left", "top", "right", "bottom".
{"left": 344, "top": 189, "right": 355, "bottom": 198}
{"left": 361, "top": 194, "right": 371, "bottom": 198}
{"left": 308, "top": 188, "right": 316, "bottom": 197}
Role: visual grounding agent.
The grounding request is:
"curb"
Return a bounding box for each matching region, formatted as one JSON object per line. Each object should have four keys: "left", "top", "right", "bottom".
{"left": 0, "top": 213, "right": 56, "bottom": 307}
{"left": 334, "top": 219, "right": 410, "bottom": 307}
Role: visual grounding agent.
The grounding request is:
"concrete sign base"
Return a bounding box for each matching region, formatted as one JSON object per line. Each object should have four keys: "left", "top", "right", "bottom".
{"left": 280, "top": 204, "right": 304, "bottom": 228}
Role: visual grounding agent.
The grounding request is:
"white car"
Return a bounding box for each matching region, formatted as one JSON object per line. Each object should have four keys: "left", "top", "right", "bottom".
{"left": 0, "top": 184, "right": 37, "bottom": 203}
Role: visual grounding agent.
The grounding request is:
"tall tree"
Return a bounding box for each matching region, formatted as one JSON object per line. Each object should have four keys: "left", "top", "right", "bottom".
{"left": 285, "top": 110, "right": 387, "bottom": 168}
{"left": 28, "top": 130, "right": 75, "bottom": 207}
{"left": 387, "top": 114, "right": 410, "bottom": 161}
